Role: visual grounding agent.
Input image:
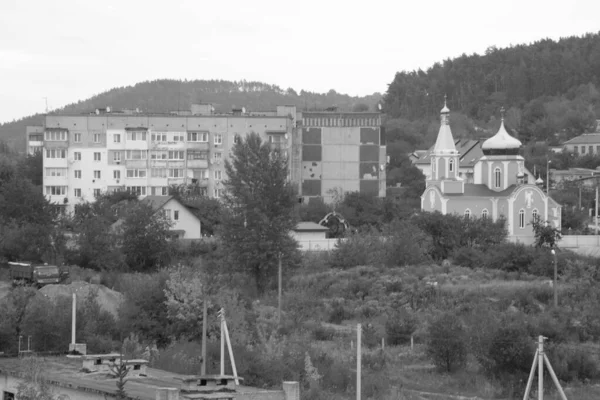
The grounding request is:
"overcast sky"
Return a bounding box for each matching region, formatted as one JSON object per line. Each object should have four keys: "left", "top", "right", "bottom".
{"left": 1, "top": 0, "right": 599, "bottom": 123}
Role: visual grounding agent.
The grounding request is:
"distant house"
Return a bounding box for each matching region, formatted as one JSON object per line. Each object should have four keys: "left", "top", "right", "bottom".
{"left": 551, "top": 167, "right": 600, "bottom": 188}
{"left": 112, "top": 196, "right": 202, "bottom": 240}
{"left": 563, "top": 133, "right": 600, "bottom": 156}
{"left": 291, "top": 222, "right": 329, "bottom": 241}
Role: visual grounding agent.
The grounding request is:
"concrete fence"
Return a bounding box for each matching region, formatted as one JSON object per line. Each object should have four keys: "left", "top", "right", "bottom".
{"left": 297, "top": 239, "right": 347, "bottom": 251}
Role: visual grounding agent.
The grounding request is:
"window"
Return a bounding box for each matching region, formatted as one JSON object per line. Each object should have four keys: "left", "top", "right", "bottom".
{"left": 44, "top": 131, "right": 67, "bottom": 141}
{"left": 126, "top": 150, "right": 147, "bottom": 160}
{"left": 164, "top": 209, "right": 171, "bottom": 219}
{"left": 168, "top": 151, "right": 184, "bottom": 160}
{"left": 233, "top": 134, "right": 241, "bottom": 144}
{"left": 151, "top": 168, "right": 167, "bottom": 178}
{"left": 127, "top": 131, "right": 147, "bottom": 141}
{"left": 464, "top": 209, "right": 471, "bottom": 219}
{"left": 45, "top": 149, "right": 67, "bottom": 158}
{"left": 74, "top": 152, "right": 81, "bottom": 161}
{"left": 174, "top": 210, "right": 179, "bottom": 221}
{"left": 431, "top": 158, "right": 436, "bottom": 174}
{"left": 114, "top": 170, "right": 121, "bottom": 179}
{"left": 482, "top": 209, "right": 489, "bottom": 219}
{"left": 519, "top": 209, "right": 525, "bottom": 228}
{"left": 151, "top": 133, "right": 168, "bottom": 142}
{"left": 213, "top": 152, "right": 222, "bottom": 160}
{"left": 187, "top": 150, "right": 208, "bottom": 160}
{"left": 171, "top": 133, "right": 184, "bottom": 142}
{"left": 197, "top": 169, "right": 209, "bottom": 179}
{"left": 269, "top": 135, "right": 283, "bottom": 143}
{"left": 214, "top": 134, "right": 222, "bottom": 145}
{"left": 114, "top": 134, "right": 121, "bottom": 143}
{"left": 590, "top": 146, "right": 593, "bottom": 154}
{"left": 169, "top": 169, "right": 184, "bottom": 178}
{"left": 45, "top": 168, "right": 67, "bottom": 177}
{"left": 151, "top": 187, "right": 169, "bottom": 195}
{"left": 214, "top": 170, "right": 222, "bottom": 180}
{"left": 93, "top": 133, "right": 101, "bottom": 143}
{"left": 45, "top": 186, "right": 67, "bottom": 195}
{"left": 213, "top": 188, "right": 222, "bottom": 198}
{"left": 94, "top": 152, "right": 101, "bottom": 161}
{"left": 449, "top": 158, "right": 454, "bottom": 172}
{"left": 3, "top": 390, "right": 15, "bottom": 400}
{"left": 74, "top": 133, "right": 81, "bottom": 143}
{"left": 150, "top": 150, "right": 168, "bottom": 160}
{"left": 494, "top": 167, "right": 502, "bottom": 188}
{"left": 74, "top": 170, "right": 81, "bottom": 179}
{"left": 532, "top": 208, "right": 539, "bottom": 222}
{"left": 127, "top": 186, "right": 146, "bottom": 196}
{"left": 113, "top": 152, "right": 121, "bottom": 162}
{"left": 74, "top": 188, "right": 81, "bottom": 197}
{"left": 581, "top": 145, "right": 586, "bottom": 154}
{"left": 127, "top": 169, "right": 147, "bottom": 178}
{"left": 187, "top": 131, "right": 208, "bottom": 142}
{"left": 94, "top": 170, "right": 101, "bottom": 179}
{"left": 93, "top": 189, "right": 101, "bottom": 197}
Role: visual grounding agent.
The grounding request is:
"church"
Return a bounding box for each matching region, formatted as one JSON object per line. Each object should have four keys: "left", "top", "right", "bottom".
{"left": 421, "top": 102, "right": 561, "bottom": 239}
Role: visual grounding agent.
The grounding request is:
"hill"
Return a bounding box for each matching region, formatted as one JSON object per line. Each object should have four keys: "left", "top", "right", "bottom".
{"left": 0, "top": 79, "right": 383, "bottom": 151}
{"left": 384, "top": 32, "right": 600, "bottom": 156}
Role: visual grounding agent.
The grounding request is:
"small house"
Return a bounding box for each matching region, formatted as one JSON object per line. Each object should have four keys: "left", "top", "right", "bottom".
{"left": 291, "top": 222, "right": 329, "bottom": 241}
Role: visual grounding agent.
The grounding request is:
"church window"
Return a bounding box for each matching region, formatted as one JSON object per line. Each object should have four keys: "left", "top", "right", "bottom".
{"left": 519, "top": 209, "right": 525, "bottom": 229}
{"left": 449, "top": 159, "right": 454, "bottom": 172}
{"left": 431, "top": 159, "right": 436, "bottom": 174}
{"left": 464, "top": 209, "right": 471, "bottom": 219}
{"left": 532, "top": 208, "right": 539, "bottom": 222}
{"left": 494, "top": 167, "right": 502, "bottom": 188}
{"left": 482, "top": 209, "right": 488, "bottom": 219}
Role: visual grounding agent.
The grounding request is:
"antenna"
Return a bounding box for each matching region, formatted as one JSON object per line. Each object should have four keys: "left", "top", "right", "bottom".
{"left": 43, "top": 97, "right": 48, "bottom": 113}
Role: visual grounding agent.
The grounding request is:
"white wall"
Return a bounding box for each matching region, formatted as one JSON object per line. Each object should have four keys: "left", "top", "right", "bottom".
{"left": 1, "top": 373, "right": 105, "bottom": 400}
{"left": 291, "top": 231, "right": 327, "bottom": 241}
{"left": 163, "top": 198, "right": 202, "bottom": 239}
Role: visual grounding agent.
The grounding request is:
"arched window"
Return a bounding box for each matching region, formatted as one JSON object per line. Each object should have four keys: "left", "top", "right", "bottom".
{"left": 449, "top": 158, "right": 455, "bottom": 172}
{"left": 494, "top": 167, "right": 502, "bottom": 188}
{"left": 482, "top": 209, "right": 489, "bottom": 219}
{"left": 431, "top": 158, "right": 436, "bottom": 174}
{"left": 532, "top": 208, "right": 539, "bottom": 222}
{"left": 464, "top": 209, "right": 471, "bottom": 219}
{"left": 519, "top": 209, "right": 525, "bottom": 229}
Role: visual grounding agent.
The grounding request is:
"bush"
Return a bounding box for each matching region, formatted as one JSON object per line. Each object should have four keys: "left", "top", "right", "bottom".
{"left": 386, "top": 310, "right": 418, "bottom": 346}
{"left": 312, "top": 325, "right": 336, "bottom": 341}
{"left": 425, "top": 312, "right": 468, "bottom": 372}
{"left": 547, "top": 343, "right": 600, "bottom": 382}
{"left": 328, "top": 300, "right": 352, "bottom": 324}
{"left": 452, "top": 247, "right": 486, "bottom": 269}
{"left": 486, "top": 324, "right": 534, "bottom": 379}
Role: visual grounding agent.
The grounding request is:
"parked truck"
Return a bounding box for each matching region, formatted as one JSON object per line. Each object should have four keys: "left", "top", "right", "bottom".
{"left": 9, "top": 261, "right": 70, "bottom": 287}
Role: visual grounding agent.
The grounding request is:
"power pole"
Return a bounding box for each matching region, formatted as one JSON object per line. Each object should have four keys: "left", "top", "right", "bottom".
{"left": 278, "top": 253, "right": 282, "bottom": 325}
{"left": 552, "top": 249, "right": 558, "bottom": 308}
{"left": 357, "top": 324, "right": 362, "bottom": 400}
{"left": 201, "top": 295, "right": 207, "bottom": 375}
{"left": 595, "top": 185, "right": 598, "bottom": 235}
{"left": 522, "top": 336, "right": 568, "bottom": 400}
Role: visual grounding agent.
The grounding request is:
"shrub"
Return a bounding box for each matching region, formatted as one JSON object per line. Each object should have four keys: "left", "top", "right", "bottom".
{"left": 452, "top": 247, "right": 486, "bottom": 269}
{"left": 487, "top": 324, "right": 534, "bottom": 378}
{"left": 425, "top": 312, "right": 468, "bottom": 372}
{"left": 547, "top": 343, "right": 600, "bottom": 382}
{"left": 385, "top": 310, "right": 418, "bottom": 346}
{"left": 312, "top": 325, "right": 336, "bottom": 341}
{"left": 328, "top": 300, "right": 352, "bottom": 324}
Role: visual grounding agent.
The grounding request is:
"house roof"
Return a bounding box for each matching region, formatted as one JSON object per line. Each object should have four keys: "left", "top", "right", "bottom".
{"left": 437, "top": 183, "right": 518, "bottom": 198}
{"left": 563, "top": 133, "right": 600, "bottom": 145}
{"left": 140, "top": 195, "right": 174, "bottom": 211}
{"left": 294, "top": 222, "right": 329, "bottom": 232}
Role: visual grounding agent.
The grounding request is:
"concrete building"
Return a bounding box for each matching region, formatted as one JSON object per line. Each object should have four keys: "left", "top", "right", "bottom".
{"left": 563, "top": 133, "right": 600, "bottom": 156}
{"left": 25, "top": 125, "right": 44, "bottom": 155}
{"left": 551, "top": 167, "right": 600, "bottom": 188}
{"left": 30, "top": 105, "right": 385, "bottom": 213}
{"left": 421, "top": 104, "right": 561, "bottom": 239}
{"left": 296, "top": 110, "right": 386, "bottom": 202}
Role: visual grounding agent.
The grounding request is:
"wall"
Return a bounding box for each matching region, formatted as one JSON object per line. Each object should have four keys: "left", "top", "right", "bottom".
{"left": 291, "top": 231, "right": 327, "bottom": 241}
{"left": 0, "top": 373, "right": 106, "bottom": 400}
{"left": 297, "top": 238, "right": 346, "bottom": 251}
{"left": 163, "top": 199, "right": 202, "bottom": 239}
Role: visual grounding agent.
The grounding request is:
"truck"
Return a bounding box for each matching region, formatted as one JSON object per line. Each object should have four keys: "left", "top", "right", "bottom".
{"left": 8, "top": 261, "right": 70, "bottom": 287}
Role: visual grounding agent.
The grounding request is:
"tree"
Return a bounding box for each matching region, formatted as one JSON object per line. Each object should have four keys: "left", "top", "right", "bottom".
{"left": 426, "top": 313, "right": 468, "bottom": 372}
{"left": 118, "top": 202, "right": 173, "bottom": 271}
{"left": 15, "top": 356, "right": 56, "bottom": 400}
{"left": 531, "top": 218, "right": 562, "bottom": 248}
{"left": 164, "top": 265, "right": 207, "bottom": 338}
{"left": 221, "top": 132, "right": 299, "bottom": 294}
{"left": 0, "top": 286, "right": 37, "bottom": 352}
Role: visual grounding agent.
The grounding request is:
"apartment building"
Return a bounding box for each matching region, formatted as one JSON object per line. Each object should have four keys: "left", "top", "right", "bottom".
{"left": 32, "top": 104, "right": 385, "bottom": 212}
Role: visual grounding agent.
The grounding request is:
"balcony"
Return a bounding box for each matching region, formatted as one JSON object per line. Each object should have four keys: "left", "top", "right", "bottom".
{"left": 186, "top": 142, "right": 210, "bottom": 150}
{"left": 168, "top": 177, "right": 186, "bottom": 186}
{"left": 187, "top": 159, "right": 208, "bottom": 169}
{"left": 125, "top": 159, "right": 148, "bottom": 168}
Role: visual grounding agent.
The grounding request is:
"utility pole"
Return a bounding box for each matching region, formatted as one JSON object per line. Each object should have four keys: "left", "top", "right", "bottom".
{"left": 546, "top": 159, "right": 551, "bottom": 195}
{"left": 595, "top": 185, "right": 599, "bottom": 236}
{"left": 538, "top": 336, "right": 544, "bottom": 400}
{"left": 278, "top": 253, "right": 282, "bottom": 325}
{"left": 522, "top": 336, "right": 568, "bottom": 400}
{"left": 357, "top": 324, "right": 362, "bottom": 400}
{"left": 201, "top": 295, "right": 207, "bottom": 375}
{"left": 552, "top": 249, "right": 558, "bottom": 308}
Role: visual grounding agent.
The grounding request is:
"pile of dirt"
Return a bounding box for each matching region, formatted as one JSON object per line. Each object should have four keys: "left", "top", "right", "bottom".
{"left": 39, "top": 281, "right": 124, "bottom": 318}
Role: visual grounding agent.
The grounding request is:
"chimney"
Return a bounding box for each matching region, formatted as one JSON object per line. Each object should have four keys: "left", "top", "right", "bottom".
{"left": 155, "top": 388, "right": 179, "bottom": 400}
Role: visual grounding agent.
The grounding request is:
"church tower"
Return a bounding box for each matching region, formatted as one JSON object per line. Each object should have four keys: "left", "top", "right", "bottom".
{"left": 477, "top": 108, "right": 526, "bottom": 191}
{"left": 428, "top": 98, "right": 463, "bottom": 194}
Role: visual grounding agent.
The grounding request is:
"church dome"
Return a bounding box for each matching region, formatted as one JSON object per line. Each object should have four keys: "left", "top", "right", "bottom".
{"left": 482, "top": 109, "right": 522, "bottom": 155}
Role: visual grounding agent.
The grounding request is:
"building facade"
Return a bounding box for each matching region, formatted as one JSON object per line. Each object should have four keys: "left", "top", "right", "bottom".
{"left": 31, "top": 105, "right": 385, "bottom": 212}
{"left": 563, "top": 133, "right": 600, "bottom": 156}
{"left": 421, "top": 104, "right": 561, "bottom": 238}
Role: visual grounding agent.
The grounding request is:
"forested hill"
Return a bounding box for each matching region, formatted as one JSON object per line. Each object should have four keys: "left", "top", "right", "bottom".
{"left": 0, "top": 79, "right": 382, "bottom": 151}
{"left": 383, "top": 32, "right": 600, "bottom": 153}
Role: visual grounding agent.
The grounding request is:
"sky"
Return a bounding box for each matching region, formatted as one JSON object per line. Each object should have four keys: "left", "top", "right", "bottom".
{"left": 1, "top": 0, "right": 599, "bottom": 123}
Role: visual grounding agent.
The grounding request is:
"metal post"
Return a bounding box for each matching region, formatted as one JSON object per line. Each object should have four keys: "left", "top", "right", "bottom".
{"left": 71, "top": 293, "right": 76, "bottom": 345}
{"left": 18, "top": 336, "right": 22, "bottom": 355}
{"left": 522, "top": 349, "right": 538, "bottom": 400}
{"left": 220, "top": 309, "right": 225, "bottom": 377}
{"left": 278, "top": 253, "right": 282, "bottom": 325}
{"left": 357, "top": 324, "right": 361, "bottom": 400}
{"left": 27, "top": 336, "right": 31, "bottom": 352}
{"left": 538, "top": 336, "right": 544, "bottom": 400}
{"left": 201, "top": 296, "right": 207, "bottom": 375}
{"left": 552, "top": 249, "right": 558, "bottom": 307}
{"left": 595, "top": 185, "right": 598, "bottom": 235}
{"left": 222, "top": 319, "right": 239, "bottom": 385}
{"left": 547, "top": 160, "right": 551, "bottom": 195}
{"left": 543, "top": 354, "right": 568, "bottom": 400}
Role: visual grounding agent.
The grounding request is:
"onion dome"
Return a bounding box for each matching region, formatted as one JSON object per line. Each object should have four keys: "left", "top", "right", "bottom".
{"left": 482, "top": 107, "right": 522, "bottom": 155}
{"left": 433, "top": 96, "right": 457, "bottom": 154}
{"left": 535, "top": 176, "right": 544, "bottom": 185}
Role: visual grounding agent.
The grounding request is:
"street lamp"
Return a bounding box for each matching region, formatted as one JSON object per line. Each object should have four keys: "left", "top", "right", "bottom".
{"left": 551, "top": 249, "right": 557, "bottom": 307}
{"left": 546, "top": 159, "right": 551, "bottom": 195}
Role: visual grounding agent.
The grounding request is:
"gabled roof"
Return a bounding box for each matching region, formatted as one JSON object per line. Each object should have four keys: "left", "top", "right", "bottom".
{"left": 412, "top": 139, "right": 483, "bottom": 167}
{"left": 140, "top": 196, "right": 174, "bottom": 211}
{"left": 563, "top": 133, "right": 600, "bottom": 145}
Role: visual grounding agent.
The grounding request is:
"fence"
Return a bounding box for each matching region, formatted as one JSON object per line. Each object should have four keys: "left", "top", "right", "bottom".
{"left": 297, "top": 238, "right": 347, "bottom": 252}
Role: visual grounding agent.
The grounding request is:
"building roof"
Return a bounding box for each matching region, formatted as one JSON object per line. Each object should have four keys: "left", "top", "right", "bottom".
{"left": 140, "top": 195, "right": 174, "bottom": 211}
{"left": 432, "top": 104, "right": 457, "bottom": 154}
{"left": 294, "top": 222, "right": 329, "bottom": 232}
{"left": 439, "top": 183, "right": 518, "bottom": 198}
{"left": 413, "top": 139, "right": 483, "bottom": 167}
{"left": 482, "top": 120, "right": 522, "bottom": 150}
{"left": 0, "top": 357, "right": 281, "bottom": 400}
{"left": 563, "top": 133, "right": 600, "bottom": 145}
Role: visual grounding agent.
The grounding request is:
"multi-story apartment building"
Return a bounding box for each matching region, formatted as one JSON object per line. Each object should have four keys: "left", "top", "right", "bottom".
{"left": 31, "top": 104, "right": 385, "bottom": 212}
{"left": 26, "top": 125, "right": 44, "bottom": 155}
